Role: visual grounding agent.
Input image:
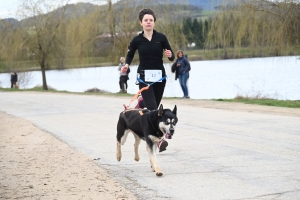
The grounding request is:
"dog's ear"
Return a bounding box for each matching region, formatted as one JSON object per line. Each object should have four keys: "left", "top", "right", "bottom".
{"left": 172, "top": 105, "right": 177, "bottom": 116}
{"left": 158, "top": 104, "right": 164, "bottom": 116}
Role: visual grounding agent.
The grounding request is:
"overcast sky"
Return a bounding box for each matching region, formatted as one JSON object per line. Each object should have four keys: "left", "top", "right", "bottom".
{"left": 0, "top": 0, "right": 20, "bottom": 19}
{"left": 0, "top": 0, "right": 112, "bottom": 20}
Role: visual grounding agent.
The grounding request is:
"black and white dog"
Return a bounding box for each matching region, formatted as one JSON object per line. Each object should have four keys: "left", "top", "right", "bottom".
{"left": 116, "top": 104, "right": 178, "bottom": 176}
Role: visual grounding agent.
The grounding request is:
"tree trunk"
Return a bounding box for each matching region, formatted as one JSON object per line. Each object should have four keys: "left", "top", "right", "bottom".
{"left": 41, "top": 59, "right": 48, "bottom": 90}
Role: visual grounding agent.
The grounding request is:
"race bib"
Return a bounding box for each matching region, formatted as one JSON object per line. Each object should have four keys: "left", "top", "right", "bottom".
{"left": 144, "top": 70, "right": 162, "bottom": 82}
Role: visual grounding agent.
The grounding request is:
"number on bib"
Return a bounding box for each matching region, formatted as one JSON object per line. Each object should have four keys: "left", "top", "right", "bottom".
{"left": 144, "top": 70, "right": 162, "bottom": 82}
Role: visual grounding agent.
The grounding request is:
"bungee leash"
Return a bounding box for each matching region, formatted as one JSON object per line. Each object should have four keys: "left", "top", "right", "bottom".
{"left": 136, "top": 75, "right": 167, "bottom": 87}
{"left": 123, "top": 76, "right": 167, "bottom": 110}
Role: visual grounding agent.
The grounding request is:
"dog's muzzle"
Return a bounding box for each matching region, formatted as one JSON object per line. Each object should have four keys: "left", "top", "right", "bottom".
{"left": 165, "top": 127, "right": 174, "bottom": 139}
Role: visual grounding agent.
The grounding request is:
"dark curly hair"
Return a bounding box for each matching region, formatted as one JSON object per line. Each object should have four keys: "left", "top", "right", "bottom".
{"left": 139, "top": 8, "right": 156, "bottom": 22}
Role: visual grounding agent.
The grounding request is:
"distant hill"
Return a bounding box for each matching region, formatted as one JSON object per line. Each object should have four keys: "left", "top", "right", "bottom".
{"left": 3, "top": 18, "right": 19, "bottom": 24}
{"left": 56, "top": 3, "right": 100, "bottom": 19}
{"left": 0, "top": 18, "right": 20, "bottom": 29}
{"left": 187, "top": 0, "right": 220, "bottom": 10}
{"left": 0, "top": 0, "right": 237, "bottom": 29}
{"left": 0, "top": 3, "right": 101, "bottom": 29}
{"left": 126, "top": 0, "right": 227, "bottom": 10}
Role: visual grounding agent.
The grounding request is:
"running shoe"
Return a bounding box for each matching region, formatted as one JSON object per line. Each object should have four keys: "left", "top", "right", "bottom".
{"left": 135, "top": 95, "right": 143, "bottom": 109}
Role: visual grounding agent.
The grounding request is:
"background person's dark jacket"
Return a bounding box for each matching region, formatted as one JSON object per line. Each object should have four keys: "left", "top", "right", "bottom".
{"left": 11, "top": 73, "right": 18, "bottom": 83}
{"left": 171, "top": 55, "right": 191, "bottom": 80}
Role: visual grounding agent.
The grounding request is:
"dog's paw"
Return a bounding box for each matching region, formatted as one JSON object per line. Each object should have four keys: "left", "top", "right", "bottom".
{"left": 156, "top": 172, "right": 163, "bottom": 176}
{"left": 116, "top": 154, "right": 122, "bottom": 162}
{"left": 134, "top": 156, "right": 140, "bottom": 161}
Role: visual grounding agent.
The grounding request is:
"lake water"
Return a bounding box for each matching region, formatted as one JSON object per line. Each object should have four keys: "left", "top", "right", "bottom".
{"left": 1, "top": 56, "right": 299, "bottom": 100}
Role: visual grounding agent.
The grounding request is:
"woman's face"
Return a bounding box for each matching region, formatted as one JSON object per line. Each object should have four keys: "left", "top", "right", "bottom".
{"left": 140, "top": 14, "right": 155, "bottom": 31}
{"left": 178, "top": 52, "right": 183, "bottom": 58}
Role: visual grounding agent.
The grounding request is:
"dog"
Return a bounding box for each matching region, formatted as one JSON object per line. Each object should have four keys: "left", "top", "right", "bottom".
{"left": 116, "top": 104, "right": 178, "bottom": 176}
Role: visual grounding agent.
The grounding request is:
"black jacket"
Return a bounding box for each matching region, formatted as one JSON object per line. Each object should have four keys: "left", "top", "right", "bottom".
{"left": 126, "top": 30, "right": 175, "bottom": 75}
{"left": 11, "top": 73, "right": 18, "bottom": 83}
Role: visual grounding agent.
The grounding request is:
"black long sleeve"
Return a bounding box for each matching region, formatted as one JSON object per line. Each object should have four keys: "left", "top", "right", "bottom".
{"left": 126, "top": 30, "right": 174, "bottom": 73}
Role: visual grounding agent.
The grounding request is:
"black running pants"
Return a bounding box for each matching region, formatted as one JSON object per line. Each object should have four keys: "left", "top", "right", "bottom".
{"left": 119, "top": 76, "right": 128, "bottom": 89}
{"left": 139, "top": 80, "right": 166, "bottom": 110}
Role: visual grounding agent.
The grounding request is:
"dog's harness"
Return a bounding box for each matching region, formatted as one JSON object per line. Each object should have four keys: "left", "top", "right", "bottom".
{"left": 120, "top": 109, "right": 150, "bottom": 130}
{"left": 122, "top": 109, "right": 145, "bottom": 116}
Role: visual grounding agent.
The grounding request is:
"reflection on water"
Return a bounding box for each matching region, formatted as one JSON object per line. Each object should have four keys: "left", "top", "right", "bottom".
{"left": 0, "top": 56, "right": 299, "bottom": 100}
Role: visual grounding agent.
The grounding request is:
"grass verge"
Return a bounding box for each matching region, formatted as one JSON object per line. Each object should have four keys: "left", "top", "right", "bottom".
{"left": 215, "top": 97, "right": 300, "bottom": 108}
{"left": 0, "top": 87, "right": 132, "bottom": 98}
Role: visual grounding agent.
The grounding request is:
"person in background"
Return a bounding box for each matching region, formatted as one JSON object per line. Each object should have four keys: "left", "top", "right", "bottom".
{"left": 173, "top": 50, "right": 191, "bottom": 98}
{"left": 10, "top": 72, "right": 14, "bottom": 88}
{"left": 118, "top": 57, "right": 130, "bottom": 93}
{"left": 10, "top": 72, "right": 18, "bottom": 89}
{"left": 121, "top": 8, "right": 175, "bottom": 152}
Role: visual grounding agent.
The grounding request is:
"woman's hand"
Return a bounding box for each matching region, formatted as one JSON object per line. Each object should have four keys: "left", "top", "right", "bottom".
{"left": 121, "top": 64, "right": 128, "bottom": 73}
{"left": 164, "top": 49, "right": 172, "bottom": 58}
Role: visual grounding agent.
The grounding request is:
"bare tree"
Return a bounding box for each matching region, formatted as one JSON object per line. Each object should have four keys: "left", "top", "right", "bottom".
{"left": 18, "top": 0, "right": 70, "bottom": 90}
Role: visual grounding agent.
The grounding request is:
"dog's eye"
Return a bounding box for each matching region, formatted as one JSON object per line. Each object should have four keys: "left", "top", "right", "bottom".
{"left": 164, "top": 121, "right": 170, "bottom": 125}
{"left": 172, "top": 122, "right": 176, "bottom": 125}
